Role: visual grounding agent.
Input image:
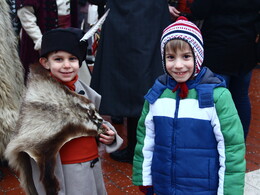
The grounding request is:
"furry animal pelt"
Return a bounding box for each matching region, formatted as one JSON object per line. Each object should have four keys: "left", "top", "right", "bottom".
{"left": 5, "top": 64, "right": 107, "bottom": 195}
{"left": 0, "top": 0, "right": 24, "bottom": 159}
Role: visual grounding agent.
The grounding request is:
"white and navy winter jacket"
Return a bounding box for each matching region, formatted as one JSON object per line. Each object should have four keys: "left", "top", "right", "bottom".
{"left": 132, "top": 67, "right": 245, "bottom": 195}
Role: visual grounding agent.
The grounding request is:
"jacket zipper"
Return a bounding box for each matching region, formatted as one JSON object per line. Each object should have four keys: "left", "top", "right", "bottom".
{"left": 172, "top": 90, "right": 180, "bottom": 194}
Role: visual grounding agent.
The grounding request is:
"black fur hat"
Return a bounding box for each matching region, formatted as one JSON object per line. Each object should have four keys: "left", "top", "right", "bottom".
{"left": 40, "top": 27, "right": 88, "bottom": 66}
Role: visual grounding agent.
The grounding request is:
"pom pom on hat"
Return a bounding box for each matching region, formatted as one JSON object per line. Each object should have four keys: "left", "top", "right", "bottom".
{"left": 160, "top": 16, "right": 204, "bottom": 76}
{"left": 176, "top": 16, "right": 189, "bottom": 21}
{"left": 40, "top": 28, "right": 88, "bottom": 66}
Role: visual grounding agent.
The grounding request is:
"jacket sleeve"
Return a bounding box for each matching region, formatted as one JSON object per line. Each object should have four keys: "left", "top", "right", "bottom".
{"left": 132, "top": 100, "right": 155, "bottom": 186}
{"left": 17, "top": 6, "right": 42, "bottom": 50}
{"left": 214, "top": 88, "right": 246, "bottom": 195}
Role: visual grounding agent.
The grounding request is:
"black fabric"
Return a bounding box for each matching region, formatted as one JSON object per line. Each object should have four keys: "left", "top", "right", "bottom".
{"left": 256, "top": 14, "right": 260, "bottom": 63}
{"left": 191, "top": 0, "right": 260, "bottom": 76}
{"left": 87, "top": 0, "right": 107, "bottom": 6}
{"left": 40, "top": 28, "right": 88, "bottom": 66}
{"left": 90, "top": 0, "right": 171, "bottom": 117}
{"left": 78, "top": 0, "right": 87, "bottom": 6}
{"left": 257, "top": 41, "right": 260, "bottom": 63}
{"left": 126, "top": 117, "right": 138, "bottom": 153}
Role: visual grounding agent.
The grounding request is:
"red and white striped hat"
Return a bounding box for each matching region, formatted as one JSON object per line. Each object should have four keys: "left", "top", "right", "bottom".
{"left": 160, "top": 16, "right": 204, "bottom": 76}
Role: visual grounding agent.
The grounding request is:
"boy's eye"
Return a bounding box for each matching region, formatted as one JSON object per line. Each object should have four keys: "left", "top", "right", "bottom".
{"left": 183, "top": 54, "right": 192, "bottom": 59}
{"left": 166, "top": 55, "right": 174, "bottom": 60}
{"left": 70, "top": 57, "right": 78, "bottom": 61}
{"left": 54, "top": 58, "right": 62, "bottom": 61}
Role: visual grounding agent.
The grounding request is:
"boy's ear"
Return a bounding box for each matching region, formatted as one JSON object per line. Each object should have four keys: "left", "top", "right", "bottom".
{"left": 39, "top": 57, "right": 50, "bottom": 70}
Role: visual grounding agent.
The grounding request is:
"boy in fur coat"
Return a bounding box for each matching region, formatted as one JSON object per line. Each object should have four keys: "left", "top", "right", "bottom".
{"left": 133, "top": 17, "right": 245, "bottom": 195}
{"left": 5, "top": 27, "right": 123, "bottom": 195}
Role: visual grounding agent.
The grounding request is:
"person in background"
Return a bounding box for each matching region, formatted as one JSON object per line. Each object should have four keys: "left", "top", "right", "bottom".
{"left": 7, "top": 0, "right": 21, "bottom": 36}
{"left": 16, "top": 0, "right": 79, "bottom": 83}
{"left": 133, "top": 16, "right": 246, "bottom": 195}
{"left": 89, "top": 0, "right": 172, "bottom": 163}
{"left": 168, "top": 0, "right": 203, "bottom": 28}
{"left": 190, "top": 0, "right": 260, "bottom": 140}
{"left": 88, "top": 0, "right": 106, "bottom": 19}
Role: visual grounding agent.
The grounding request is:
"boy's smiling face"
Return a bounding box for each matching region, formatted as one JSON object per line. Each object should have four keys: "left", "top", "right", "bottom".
{"left": 165, "top": 41, "right": 194, "bottom": 83}
{"left": 40, "top": 51, "right": 80, "bottom": 82}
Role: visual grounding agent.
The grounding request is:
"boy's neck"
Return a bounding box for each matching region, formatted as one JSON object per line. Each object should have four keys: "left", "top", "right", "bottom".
{"left": 50, "top": 73, "right": 78, "bottom": 91}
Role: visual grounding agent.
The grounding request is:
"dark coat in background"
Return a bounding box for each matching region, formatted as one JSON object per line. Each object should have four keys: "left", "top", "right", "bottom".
{"left": 191, "top": 0, "right": 260, "bottom": 76}
{"left": 90, "top": 0, "right": 172, "bottom": 117}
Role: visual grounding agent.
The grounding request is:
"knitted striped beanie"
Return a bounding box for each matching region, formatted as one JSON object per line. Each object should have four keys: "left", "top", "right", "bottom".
{"left": 160, "top": 16, "right": 204, "bottom": 76}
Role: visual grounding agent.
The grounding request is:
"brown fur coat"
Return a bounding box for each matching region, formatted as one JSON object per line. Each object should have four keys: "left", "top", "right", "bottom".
{"left": 5, "top": 64, "right": 108, "bottom": 195}
{"left": 0, "top": 0, "right": 24, "bottom": 159}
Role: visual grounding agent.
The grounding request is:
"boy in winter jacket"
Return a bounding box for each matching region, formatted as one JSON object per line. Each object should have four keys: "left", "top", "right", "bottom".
{"left": 5, "top": 27, "right": 123, "bottom": 195}
{"left": 132, "top": 17, "right": 245, "bottom": 195}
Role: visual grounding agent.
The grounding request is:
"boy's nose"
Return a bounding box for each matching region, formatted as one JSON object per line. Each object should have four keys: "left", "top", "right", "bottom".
{"left": 174, "top": 59, "right": 183, "bottom": 68}
{"left": 63, "top": 60, "right": 71, "bottom": 68}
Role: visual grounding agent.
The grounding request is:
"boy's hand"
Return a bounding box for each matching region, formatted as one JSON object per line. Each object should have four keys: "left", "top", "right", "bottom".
{"left": 99, "top": 124, "right": 115, "bottom": 145}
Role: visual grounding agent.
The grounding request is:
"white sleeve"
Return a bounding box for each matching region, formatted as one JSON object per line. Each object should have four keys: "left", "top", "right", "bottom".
{"left": 17, "top": 6, "right": 42, "bottom": 51}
